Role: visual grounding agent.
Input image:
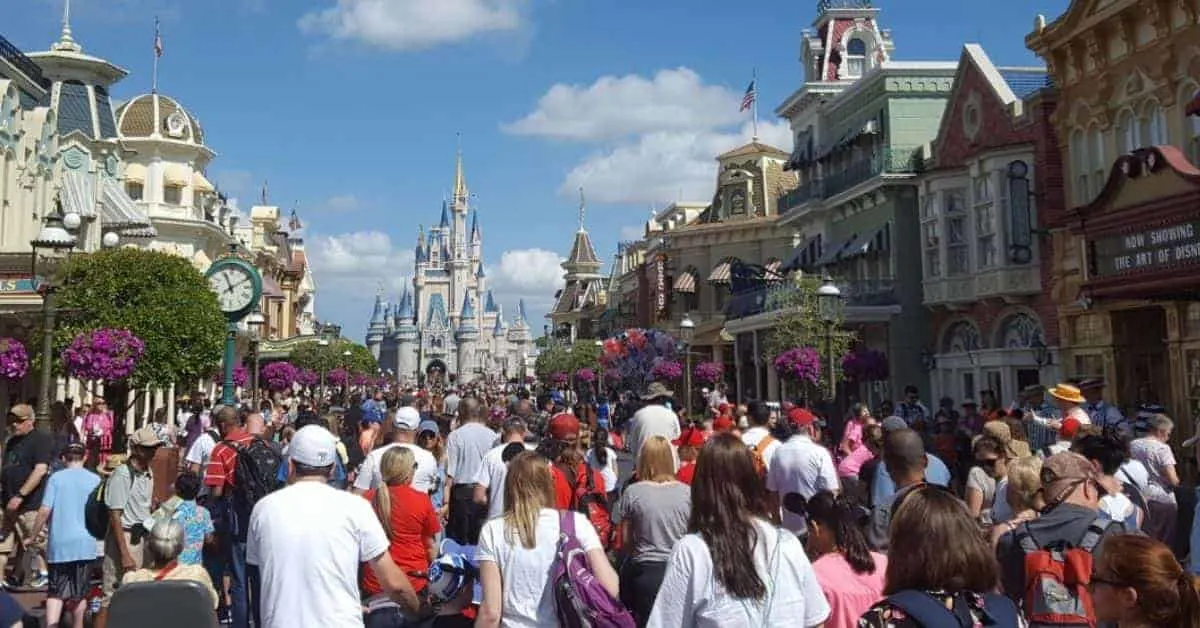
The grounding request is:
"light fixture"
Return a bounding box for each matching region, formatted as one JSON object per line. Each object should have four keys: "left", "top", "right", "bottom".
{"left": 61, "top": 211, "right": 82, "bottom": 231}
{"left": 101, "top": 231, "right": 120, "bottom": 248}
{"left": 245, "top": 309, "right": 266, "bottom": 328}
{"left": 816, "top": 275, "right": 843, "bottom": 324}
{"left": 920, "top": 349, "right": 937, "bottom": 372}
{"left": 679, "top": 314, "right": 695, "bottom": 344}
{"left": 1031, "top": 334, "right": 1051, "bottom": 367}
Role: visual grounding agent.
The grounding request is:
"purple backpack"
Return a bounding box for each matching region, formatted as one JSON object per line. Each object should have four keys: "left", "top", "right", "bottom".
{"left": 551, "top": 511, "right": 636, "bottom": 628}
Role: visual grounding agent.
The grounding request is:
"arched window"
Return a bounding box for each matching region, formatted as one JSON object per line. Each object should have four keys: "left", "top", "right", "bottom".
{"left": 997, "top": 312, "right": 1042, "bottom": 349}
{"left": 844, "top": 37, "right": 867, "bottom": 78}
{"left": 1069, "top": 128, "right": 1087, "bottom": 205}
{"left": 1088, "top": 126, "right": 1105, "bottom": 197}
{"left": 943, "top": 320, "right": 983, "bottom": 354}
{"left": 1180, "top": 84, "right": 1200, "bottom": 164}
{"left": 1118, "top": 109, "right": 1140, "bottom": 153}
{"left": 1141, "top": 101, "right": 1167, "bottom": 146}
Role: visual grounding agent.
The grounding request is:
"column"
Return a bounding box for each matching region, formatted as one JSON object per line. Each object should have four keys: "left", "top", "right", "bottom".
{"left": 752, "top": 331, "right": 762, "bottom": 401}
{"left": 167, "top": 383, "right": 176, "bottom": 430}
{"left": 767, "top": 363, "right": 780, "bottom": 402}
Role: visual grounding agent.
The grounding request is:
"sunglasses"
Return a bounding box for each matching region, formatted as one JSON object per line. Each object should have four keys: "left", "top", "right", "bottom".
{"left": 976, "top": 456, "right": 1003, "bottom": 466}
{"left": 1088, "top": 575, "right": 1126, "bottom": 590}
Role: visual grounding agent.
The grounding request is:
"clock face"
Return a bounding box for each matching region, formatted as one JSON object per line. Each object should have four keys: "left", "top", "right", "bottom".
{"left": 208, "top": 266, "right": 256, "bottom": 314}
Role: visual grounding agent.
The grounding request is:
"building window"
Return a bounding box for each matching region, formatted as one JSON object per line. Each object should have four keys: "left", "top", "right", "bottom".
{"left": 164, "top": 185, "right": 182, "bottom": 205}
{"left": 945, "top": 188, "right": 968, "bottom": 276}
{"left": 1069, "top": 129, "right": 1087, "bottom": 206}
{"left": 126, "top": 181, "right": 144, "bottom": 201}
{"left": 1118, "top": 110, "right": 1140, "bottom": 153}
{"left": 844, "top": 37, "right": 867, "bottom": 78}
{"left": 1141, "top": 101, "right": 1167, "bottom": 146}
{"left": 920, "top": 193, "right": 941, "bottom": 278}
{"left": 974, "top": 174, "right": 997, "bottom": 269}
{"left": 1088, "top": 127, "right": 1105, "bottom": 197}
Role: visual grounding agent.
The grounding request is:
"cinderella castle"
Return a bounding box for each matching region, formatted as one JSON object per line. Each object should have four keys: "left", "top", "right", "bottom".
{"left": 365, "top": 152, "right": 532, "bottom": 384}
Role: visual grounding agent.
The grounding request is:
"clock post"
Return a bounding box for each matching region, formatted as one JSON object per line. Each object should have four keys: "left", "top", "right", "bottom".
{"left": 206, "top": 244, "right": 264, "bottom": 407}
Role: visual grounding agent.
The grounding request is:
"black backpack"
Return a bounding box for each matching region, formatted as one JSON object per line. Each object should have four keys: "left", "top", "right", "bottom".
{"left": 85, "top": 464, "right": 131, "bottom": 540}
{"left": 886, "top": 590, "right": 1019, "bottom": 627}
{"left": 225, "top": 437, "right": 282, "bottom": 538}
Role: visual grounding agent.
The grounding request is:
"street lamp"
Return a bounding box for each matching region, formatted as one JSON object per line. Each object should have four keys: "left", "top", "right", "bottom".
{"left": 816, "top": 276, "right": 843, "bottom": 402}
{"left": 317, "top": 336, "right": 330, "bottom": 399}
{"left": 679, "top": 314, "right": 695, "bottom": 418}
{"left": 1031, "top": 334, "right": 1051, "bottom": 367}
{"left": 245, "top": 308, "right": 265, "bottom": 410}
{"left": 31, "top": 204, "right": 80, "bottom": 431}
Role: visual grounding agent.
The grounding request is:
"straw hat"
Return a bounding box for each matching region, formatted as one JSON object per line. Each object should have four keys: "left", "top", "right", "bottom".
{"left": 1048, "top": 383, "right": 1085, "bottom": 404}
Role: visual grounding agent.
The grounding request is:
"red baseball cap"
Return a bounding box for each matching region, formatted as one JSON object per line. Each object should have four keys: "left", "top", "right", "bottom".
{"left": 547, "top": 413, "right": 581, "bottom": 440}
{"left": 674, "top": 426, "right": 706, "bottom": 448}
{"left": 1059, "top": 417, "right": 1082, "bottom": 440}
{"left": 718, "top": 402, "right": 732, "bottom": 415}
{"left": 788, "top": 407, "right": 817, "bottom": 428}
{"left": 713, "top": 415, "right": 735, "bottom": 432}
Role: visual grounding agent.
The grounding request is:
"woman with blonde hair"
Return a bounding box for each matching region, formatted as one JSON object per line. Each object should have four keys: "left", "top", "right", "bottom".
{"left": 476, "top": 452, "right": 619, "bottom": 627}
{"left": 360, "top": 447, "right": 441, "bottom": 627}
{"left": 618, "top": 436, "right": 691, "bottom": 625}
{"left": 990, "top": 456, "right": 1045, "bottom": 547}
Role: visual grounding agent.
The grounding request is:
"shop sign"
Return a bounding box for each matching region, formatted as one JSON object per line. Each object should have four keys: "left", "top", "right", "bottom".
{"left": 0, "top": 278, "right": 41, "bottom": 293}
{"left": 654, "top": 254, "right": 667, "bottom": 320}
{"left": 1091, "top": 220, "right": 1200, "bottom": 277}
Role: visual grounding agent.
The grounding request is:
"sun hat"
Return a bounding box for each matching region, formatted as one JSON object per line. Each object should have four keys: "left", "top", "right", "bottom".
{"left": 1048, "top": 383, "right": 1086, "bottom": 405}
{"left": 288, "top": 425, "right": 338, "bottom": 467}
{"left": 130, "top": 426, "right": 164, "bottom": 448}
{"left": 640, "top": 382, "right": 674, "bottom": 400}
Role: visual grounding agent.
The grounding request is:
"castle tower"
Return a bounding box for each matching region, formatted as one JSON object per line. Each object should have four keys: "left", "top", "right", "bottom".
{"left": 469, "top": 207, "right": 481, "bottom": 262}
{"left": 507, "top": 299, "right": 533, "bottom": 378}
{"left": 549, "top": 191, "right": 604, "bottom": 344}
{"left": 455, "top": 294, "right": 480, "bottom": 382}
{"left": 395, "top": 288, "right": 418, "bottom": 383}
{"left": 804, "top": 0, "right": 894, "bottom": 84}
{"left": 366, "top": 293, "right": 386, "bottom": 359}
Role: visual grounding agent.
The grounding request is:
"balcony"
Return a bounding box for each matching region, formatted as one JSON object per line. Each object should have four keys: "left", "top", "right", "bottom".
{"left": 727, "top": 277, "right": 899, "bottom": 320}
{"left": 777, "top": 146, "right": 926, "bottom": 214}
{"left": 923, "top": 265, "right": 1041, "bottom": 306}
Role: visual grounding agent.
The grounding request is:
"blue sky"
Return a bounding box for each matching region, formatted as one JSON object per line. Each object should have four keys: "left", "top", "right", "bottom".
{"left": 5, "top": 0, "right": 1069, "bottom": 340}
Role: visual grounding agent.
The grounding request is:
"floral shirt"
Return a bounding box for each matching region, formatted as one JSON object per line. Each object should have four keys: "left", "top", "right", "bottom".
{"left": 857, "top": 590, "right": 1026, "bottom": 628}
{"left": 172, "top": 500, "right": 214, "bottom": 565}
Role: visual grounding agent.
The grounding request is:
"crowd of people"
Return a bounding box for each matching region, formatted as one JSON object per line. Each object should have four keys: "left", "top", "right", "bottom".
{"left": 0, "top": 374, "right": 1197, "bottom": 627}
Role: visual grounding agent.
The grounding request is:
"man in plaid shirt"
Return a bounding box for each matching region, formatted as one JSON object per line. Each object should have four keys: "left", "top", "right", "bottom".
{"left": 204, "top": 406, "right": 257, "bottom": 628}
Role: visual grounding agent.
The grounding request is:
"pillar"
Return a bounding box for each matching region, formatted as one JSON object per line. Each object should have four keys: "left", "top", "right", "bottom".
{"left": 752, "top": 331, "right": 762, "bottom": 401}
{"left": 167, "top": 382, "right": 176, "bottom": 430}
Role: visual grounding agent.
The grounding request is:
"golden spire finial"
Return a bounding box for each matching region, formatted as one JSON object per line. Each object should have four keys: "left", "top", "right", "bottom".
{"left": 453, "top": 133, "right": 468, "bottom": 204}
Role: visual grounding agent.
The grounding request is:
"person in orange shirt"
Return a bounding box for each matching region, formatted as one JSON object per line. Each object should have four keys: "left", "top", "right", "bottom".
{"left": 673, "top": 426, "right": 706, "bottom": 485}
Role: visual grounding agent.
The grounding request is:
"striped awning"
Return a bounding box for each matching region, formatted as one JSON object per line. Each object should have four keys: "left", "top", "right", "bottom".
{"left": 60, "top": 170, "right": 98, "bottom": 219}
{"left": 164, "top": 164, "right": 190, "bottom": 186}
{"left": 816, "top": 235, "right": 851, "bottom": 266}
{"left": 764, "top": 258, "right": 783, "bottom": 281}
{"left": 192, "top": 171, "right": 216, "bottom": 193}
{"left": 781, "top": 239, "right": 809, "bottom": 272}
{"left": 708, "top": 261, "right": 732, "bottom": 284}
{"left": 842, "top": 223, "right": 891, "bottom": 260}
{"left": 99, "top": 176, "right": 152, "bottom": 230}
{"left": 123, "top": 163, "right": 146, "bottom": 183}
{"left": 673, "top": 271, "right": 697, "bottom": 293}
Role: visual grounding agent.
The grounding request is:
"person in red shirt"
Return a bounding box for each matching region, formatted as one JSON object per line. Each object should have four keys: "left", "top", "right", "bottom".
{"left": 202, "top": 406, "right": 257, "bottom": 628}
{"left": 362, "top": 446, "right": 440, "bottom": 625}
{"left": 542, "top": 413, "right": 607, "bottom": 510}
{"left": 673, "top": 426, "right": 706, "bottom": 485}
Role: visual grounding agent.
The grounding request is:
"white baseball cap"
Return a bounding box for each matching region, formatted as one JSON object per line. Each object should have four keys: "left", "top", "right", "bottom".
{"left": 289, "top": 425, "right": 338, "bottom": 467}
{"left": 394, "top": 406, "right": 421, "bottom": 431}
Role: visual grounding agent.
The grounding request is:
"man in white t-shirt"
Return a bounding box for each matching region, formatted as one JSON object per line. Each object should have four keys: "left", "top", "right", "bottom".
{"left": 473, "top": 418, "right": 534, "bottom": 520}
{"left": 627, "top": 383, "right": 681, "bottom": 463}
{"left": 247, "top": 425, "right": 420, "bottom": 628}
{"left": 766, "top": 408, "right": 839, "bottom": 535}
{"left": 740, "top": 401, "right": 781, "bottom": 472}
{"left": 353, "top": 406, "right": 439, "bottom": 494}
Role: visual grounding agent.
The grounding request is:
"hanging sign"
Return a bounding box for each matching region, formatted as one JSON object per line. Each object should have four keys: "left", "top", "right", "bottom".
{"left": 1091, "top": 220, "right": 1200, "bottom": 277}
{"left": 654, "top": 254, "right": 668, "bottom": 320}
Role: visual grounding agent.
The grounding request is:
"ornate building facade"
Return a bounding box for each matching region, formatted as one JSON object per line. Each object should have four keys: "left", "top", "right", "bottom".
{"left": 367, "top": 154, "right": 531, "bottom": 383}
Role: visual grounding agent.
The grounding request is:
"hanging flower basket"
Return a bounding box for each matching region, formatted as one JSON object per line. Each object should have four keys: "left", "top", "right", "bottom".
{"left": 327, "top": 368, "right": 349, "bottom": 387}
{"left": 0, "top": 338, "right": 29, "bottom": 382}
{"left": 61, "top": 328, "right": 145, "bottom": 382}
{"left": 576, "top": 368, "right": 596, "bottom": 383}
{"left": 260, "top": 362, "right": 298, "bottom": 392}
{"left": 524, "top": 375, "right": 536, "bottom": 384}
{"left": 603, "top": 368, "right": 621, "bottom": 384}
{"left": 551, "top": 371, "right": 569, "bottom": 386}
{"left": 651, "top": 360, "right": 683, "bottom": 382}
{"left": 774, "top": 347, "right": 821, "bottom": 385}
{"left": 351, "top": 372, "right": 370, "bottom": 387}
{"left": 693, "top": 361, "right": 725, "bottom": 385}
{"left": 296, "top": 369, "right": 319, "bottom": 388}
{"left": 842, "top": 349, "right": 889, "bottom": 382}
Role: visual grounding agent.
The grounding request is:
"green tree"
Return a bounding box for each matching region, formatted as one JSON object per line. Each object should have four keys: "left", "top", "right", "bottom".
{"left": 764, "top": 274, "right": 857, "bottom": 398}
{"left": 54, "top": 247, "right": 226, "bottom": 389}
{"left": 291, "top": 338, "right": 378, "bottom": 375}
{"left": 534, "top": 342, "right": 601, "bottom": 381}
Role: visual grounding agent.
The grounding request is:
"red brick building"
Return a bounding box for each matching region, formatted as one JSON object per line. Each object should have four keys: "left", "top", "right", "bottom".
{"left": 916, "top": 44, "right": 1062, "bottom": 405}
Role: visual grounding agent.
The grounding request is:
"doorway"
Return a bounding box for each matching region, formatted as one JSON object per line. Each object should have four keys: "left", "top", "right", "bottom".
{"left": 1112, "top": 307, "right": 1168, "bottom": 412}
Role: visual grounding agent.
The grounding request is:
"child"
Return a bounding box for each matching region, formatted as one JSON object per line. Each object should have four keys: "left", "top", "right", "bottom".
{"left": 169, "top": 473, "right": 214, "bottom": 566}
{"left": 673, "top": 426, "right": 706, "bottom": 485}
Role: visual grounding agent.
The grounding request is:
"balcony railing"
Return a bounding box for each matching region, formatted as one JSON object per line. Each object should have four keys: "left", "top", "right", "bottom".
{"left": 777, "top": 146, "right": 925, "bottom": 214}
{"left": 726, "top": 277, "right": 899, "bottom": 319}
{"left": 0, "top": 35, "right": 47, "bottom": 88}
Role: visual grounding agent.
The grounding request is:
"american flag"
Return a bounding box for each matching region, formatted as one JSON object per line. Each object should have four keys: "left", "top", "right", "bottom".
{"left": 740, "top": 79, "right": 756, "bottom": 112}
{"left": 154, "top": 18, "right": 163, "bottom": 57}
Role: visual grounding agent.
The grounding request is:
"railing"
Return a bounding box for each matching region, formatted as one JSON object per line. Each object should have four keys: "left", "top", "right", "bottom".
{"left": 726, "top": 277, "right": 898, "bottom": 319}
{"left": 818, "top": 0, "right": 874, "bottom": 9}
{"left": 0, "top": 35, "right": 48, "bottom": 88}
{"left": 777, "top": 146, "right": 925, "bottom": 213}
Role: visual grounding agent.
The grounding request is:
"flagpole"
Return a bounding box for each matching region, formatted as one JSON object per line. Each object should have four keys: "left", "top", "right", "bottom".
{"left": 152, "top": 17, "right": 160, "bottom": 93}
{"left": 751, "top": 68, "right": 759, "bottom": 142}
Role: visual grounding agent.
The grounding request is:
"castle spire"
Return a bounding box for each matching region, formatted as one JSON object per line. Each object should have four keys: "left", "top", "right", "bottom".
{"left": 453, "top": 135, "right": 469, "bottom": 206}
{"left": 577, "top": 186, "right": 586, "bottom": 232}
{"left": 439, "top": 200, "right": 450, "bottom": 229}
{"left": 52, "top": 0, "right": 82, "bottom": 52}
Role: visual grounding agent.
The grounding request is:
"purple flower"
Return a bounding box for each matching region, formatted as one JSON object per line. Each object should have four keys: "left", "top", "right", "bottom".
{"left": 296, "top": 369, "right": 319, "bottom": 388}
{"left": 774, "top": 347, "right": 821, "bottom": 385}
{"left": 551, "top": 371, "right": 569, "bottom": 386}
{"left": 842, "top": 349, "right": 889, "bottom": 382}
{"left": 61, "top": 328, "right": 145, "bottom": 382}
{"left": 327, "top": 368, "right": 349, "bottom": 387}
{"left": 576, "top": 368, "right": 596, "bottom": 383}
{"left": 599, "top": 328, "right": 683, "bottom": 389}
{"left": 651, "top": 360, "right": 683, "bottom": 381}
{"left": 351, "top": 372, "right": 369, "bottom": 387}
{"left": 260, "top": 362, "right": 299, "bottom": 391}
{"left": 0, "top": 338, "right": 29, "bottom": 381}
{"left": 693, "top": 361, "right": 725, "bottom": 385}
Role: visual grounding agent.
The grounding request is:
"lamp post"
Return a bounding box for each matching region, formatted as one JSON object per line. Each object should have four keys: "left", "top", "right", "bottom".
{"left": 1031, "top": 334, "right": 1051, "bottom": 368}
{"left": 816, "top": 276, "right": 843, "bottom": 403}
{"left": 31, "top": 205, "right": 81, "bottom": 431}
{"left": 246, "top": 308, "right": 265, "bottom": 410}
{"left": 317, "top": 337, "right": 330, "bottom": 400}
{"left": 679, "top": 314, "right": 695, "bottom": 419}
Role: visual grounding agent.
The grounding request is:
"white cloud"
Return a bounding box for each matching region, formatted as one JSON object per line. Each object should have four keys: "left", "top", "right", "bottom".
{"left": 561, "top": 120, "right": 792, "bottom": 205}
{"left": 619, "top": 225, "right": 644, "bottom": 241}
{"left": 298, "top": 0, "right": 526, "bottom": 51}
{"left": 316, "top": 194, "right": 361, "bottom": 213}
{"left": 485, "top": 248, "right": 564, "bottom": 315}
{"left": 211, "top": 169, "right": 256, "bottom": 201}
{"left": 503, "top": 68, "right": 744, "bottom": 142}
{"left": 308, "top": 230, "right": 414, "bottom": 297}
{"left": 508, "top": 69, "right": 795, "bottom": 205}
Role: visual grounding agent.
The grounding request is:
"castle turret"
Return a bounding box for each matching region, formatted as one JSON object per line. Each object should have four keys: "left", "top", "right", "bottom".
{"left": 455, "top": 294, "right": 480, "bottom": 382}
{"left": 395, "top": 288, "right": 418, "bottom": 383}
{"left": 366, "top": 293, "right": 387, "bottom": 359}
{"left": 470, "top": 207, "right": 481, "bottom": 261}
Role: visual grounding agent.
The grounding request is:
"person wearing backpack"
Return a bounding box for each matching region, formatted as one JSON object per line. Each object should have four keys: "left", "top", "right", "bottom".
{"left": 995, "top": 452, "right": 1129, "bottom": 622}
{"left": 540, "top": 414, "right": 612, "bottom": 549}
{"left": 204, "top": 405, "right": 281, "bottom": 628}
{"left": 766, "top": 408, "right": 839, "bottom": 536}
{"left": 741, "top": 401, "right": 780, "bottom": 476}
{"left": 476, "top": 451, "right": 621, "bottom": 627}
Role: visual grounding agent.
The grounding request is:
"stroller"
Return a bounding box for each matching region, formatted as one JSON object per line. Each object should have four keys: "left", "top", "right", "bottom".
{"left": 407, "top": 539, "right": 481, "bottom": 627}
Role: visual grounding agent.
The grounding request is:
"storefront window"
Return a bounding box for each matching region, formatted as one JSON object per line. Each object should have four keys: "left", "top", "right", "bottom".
{"left": 1073, "top": 353, "right": 1104, "bottom": 379}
